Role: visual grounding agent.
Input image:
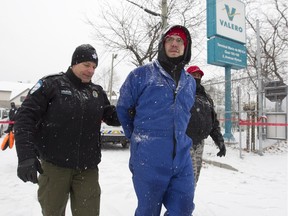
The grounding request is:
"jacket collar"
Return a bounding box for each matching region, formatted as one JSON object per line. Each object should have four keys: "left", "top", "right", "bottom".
{"left": 65, "top": 67, "right": 90, "bottom": 88}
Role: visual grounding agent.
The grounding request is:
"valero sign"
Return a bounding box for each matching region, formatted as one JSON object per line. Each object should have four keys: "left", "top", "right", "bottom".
{"left": 207, "top": 0, "right": 247, "bottom": 69}
{"left": 207, "top": 0, "right": 246, "bottom": 44}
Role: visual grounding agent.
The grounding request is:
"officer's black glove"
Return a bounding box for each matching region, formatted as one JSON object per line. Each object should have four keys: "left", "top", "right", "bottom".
{"left": 216, "top": 142, "right": 226, "bottom": 157}
{"left": 17, "top": 158, "right": 43, "bottom": 184}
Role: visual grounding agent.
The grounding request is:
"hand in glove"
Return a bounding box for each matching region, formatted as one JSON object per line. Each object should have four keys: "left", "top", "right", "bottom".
{"left": 216, "top": 142, "right": 226, "bottom": 157}
{"left": 17, "top": 158, "right": 43, "bottom": 184}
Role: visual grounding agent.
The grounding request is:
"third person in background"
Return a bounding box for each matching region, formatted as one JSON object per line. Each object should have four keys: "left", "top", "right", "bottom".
{"left": 186, "top": 65, "right": 226, "bottom": 188}
{"left": 4, "top": 102, "right": 17, "bottom": 133}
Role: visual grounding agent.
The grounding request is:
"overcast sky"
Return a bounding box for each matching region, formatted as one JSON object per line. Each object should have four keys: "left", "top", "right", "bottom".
{"left": 0, "top": 0, "right": 132, "bottom": 85}
{"left": 0, "top": 0, "right": 251, "bottom": 89}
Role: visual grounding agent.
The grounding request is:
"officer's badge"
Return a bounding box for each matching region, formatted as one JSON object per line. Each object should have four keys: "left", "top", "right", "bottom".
{"left": 92, "top": 90, "right": 98, "bottom": 98}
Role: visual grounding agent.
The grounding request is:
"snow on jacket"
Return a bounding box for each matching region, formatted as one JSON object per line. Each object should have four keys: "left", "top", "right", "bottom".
{"left": 14, "top": 68, "right": 119, "bottom": 169}
{"left": 117, "top": 60, "right": 196, "bottom": 165}
{"left": 117, "top": 25, "right": 196, "bottom": 215}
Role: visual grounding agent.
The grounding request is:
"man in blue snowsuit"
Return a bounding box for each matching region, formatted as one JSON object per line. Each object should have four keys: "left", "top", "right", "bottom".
{"left": 117, "top": 25, "right": 196, "bottom": 216}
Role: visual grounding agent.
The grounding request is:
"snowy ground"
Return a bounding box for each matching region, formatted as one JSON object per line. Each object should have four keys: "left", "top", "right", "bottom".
{"left": 0, "top": 134, "right": 287, "bottom": 216}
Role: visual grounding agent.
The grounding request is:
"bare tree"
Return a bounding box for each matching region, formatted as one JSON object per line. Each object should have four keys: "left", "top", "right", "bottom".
{"left": 88, "top": 0, "right": 287, "bottom": 108}
{"left": 245, "top": 0, "right": 288, "bottom": 85}
{"left": 92, "top": 66, "right": 121, "bottom": 91}
{"left": 86, "top": 0, "right": 204, "bottom": 67}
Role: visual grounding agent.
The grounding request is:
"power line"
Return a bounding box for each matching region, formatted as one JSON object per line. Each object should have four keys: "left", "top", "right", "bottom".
{"left": 126, "top": 0, "right": 161, "bottom": 17}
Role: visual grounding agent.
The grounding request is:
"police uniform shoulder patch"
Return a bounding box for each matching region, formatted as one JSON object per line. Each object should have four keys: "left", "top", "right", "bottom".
{"left": 30, "top": 80, "right": 43, "bottom": 94}
{"left": 30, "top": 72, "right": 64, "bottom": 95}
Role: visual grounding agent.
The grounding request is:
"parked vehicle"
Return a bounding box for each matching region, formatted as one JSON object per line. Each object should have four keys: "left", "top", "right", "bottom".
{"left": 0, "top": 108, "right": 9, "bottom": 138}
{"left": 100, "top": 122, "right": 129, "bottom": 148}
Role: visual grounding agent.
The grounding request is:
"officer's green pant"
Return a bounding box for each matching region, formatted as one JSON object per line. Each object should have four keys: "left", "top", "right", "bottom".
{"left": 38, "top": 160, "right": 101, "bottom": 216}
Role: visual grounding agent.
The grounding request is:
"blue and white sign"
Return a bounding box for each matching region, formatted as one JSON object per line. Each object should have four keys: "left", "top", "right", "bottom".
{"left": 207, "top": 37, "right": 247, "bottom": 69}
{"left": 207, "top": 0, "right": 246, "bottom": 44}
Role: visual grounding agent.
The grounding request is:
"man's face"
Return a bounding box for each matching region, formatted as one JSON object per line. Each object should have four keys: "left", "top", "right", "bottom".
{"left": 71, "top": 61, "right": 97, "bottom": 83}
{"left": 164, "top": 35, "right": 185, "bottom": 58}
{"left": 192, "top": 72, "right": 202, "bottom": 79}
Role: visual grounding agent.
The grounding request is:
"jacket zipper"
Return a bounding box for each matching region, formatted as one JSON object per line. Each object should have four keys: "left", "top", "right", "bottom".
{"left": 76, "top": 89, "right": 85, "bottom": 169}
{"left": 172, "top": 67, "right": 178, "bottom": 159}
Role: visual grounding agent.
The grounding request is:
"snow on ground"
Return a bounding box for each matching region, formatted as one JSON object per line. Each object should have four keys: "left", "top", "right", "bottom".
{"left": 0, "top": 134, "right": 287, "bottom": 216}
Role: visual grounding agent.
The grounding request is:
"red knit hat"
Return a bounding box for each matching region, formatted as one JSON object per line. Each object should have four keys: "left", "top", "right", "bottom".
{"left": 187, "top": 66, "right": 204, "bottom": 77}
{"left": 165, "top": 27, "right": 187, "bottom": 47}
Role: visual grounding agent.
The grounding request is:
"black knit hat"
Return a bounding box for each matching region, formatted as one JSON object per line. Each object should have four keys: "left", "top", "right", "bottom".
{"left": 71, "top": 44, "right": 98, "bottom": 66}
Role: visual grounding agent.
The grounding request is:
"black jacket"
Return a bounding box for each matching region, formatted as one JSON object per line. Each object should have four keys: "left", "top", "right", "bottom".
{"left": 8, "top": 107, "right": 17, "bottom": 121}
{"left": 14, "top": 68, "right": 120, "bottom": 169}
{"left": 186, "top": 82, "right": 224, "bottom": 147}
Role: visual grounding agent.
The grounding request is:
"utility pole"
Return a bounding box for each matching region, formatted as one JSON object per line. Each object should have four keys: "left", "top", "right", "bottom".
{"left": 256, "top": 19, "right": 263, "bottom": 156}
{"left": 237, "top": 86, "right": 243, "bottom": 159}
{"left": 161, "top": 0, "right": 168, "bottom": 29}
{"left": 109, "top": 53, "right": 117, "bottom": 102}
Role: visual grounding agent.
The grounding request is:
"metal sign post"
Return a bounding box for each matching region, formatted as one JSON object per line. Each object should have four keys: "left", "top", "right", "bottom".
{"left": 207, "top": 0, "right": 247, "bottom": 142}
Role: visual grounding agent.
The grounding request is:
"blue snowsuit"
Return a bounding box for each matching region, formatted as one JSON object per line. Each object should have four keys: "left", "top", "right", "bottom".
{"left": 117, "top": 25, "right": 196, "bottom": 216}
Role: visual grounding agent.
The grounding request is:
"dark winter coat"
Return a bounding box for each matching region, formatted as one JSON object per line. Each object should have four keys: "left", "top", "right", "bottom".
{"left": 186, "top": 81, "right": 224, "bottom": 148}
{"left": 14, "top": 68, "right": 120, "bottom": 169}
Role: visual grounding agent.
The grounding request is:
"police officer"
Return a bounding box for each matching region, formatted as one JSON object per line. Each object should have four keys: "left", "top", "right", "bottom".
{"left": 186, "top": 65, "right": 226, "bottom": 187}
{"left": 14, "top": 44, "right": 120, "bottom": 216}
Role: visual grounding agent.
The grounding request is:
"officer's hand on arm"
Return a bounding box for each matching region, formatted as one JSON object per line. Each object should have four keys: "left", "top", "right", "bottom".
{"left": 216, "top": 142, "right": 226, "bottom": 157}
{"left": 103, "top": 105, "right": 121, "bottom": 126}
{"left": 17, "top": 158, "right": 43, "bottom": 184}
